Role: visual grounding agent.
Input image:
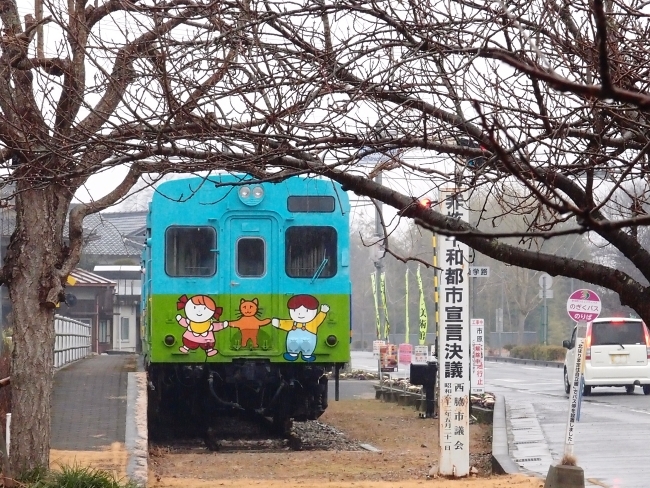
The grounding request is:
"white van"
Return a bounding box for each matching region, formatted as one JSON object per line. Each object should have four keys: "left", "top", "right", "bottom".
{"left": 563, "top": 317, "right": 650, "bottom": 395}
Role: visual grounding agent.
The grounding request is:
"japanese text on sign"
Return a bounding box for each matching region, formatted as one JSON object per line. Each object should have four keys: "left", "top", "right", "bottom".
{"left": 567, "top": 289, "right": 601, "bottom": 323}
{"left": 470, "top": 319, "right": 485, "bottom": 394}
{"left": 437, "top": 189, "right": 470, "bottom": 477}
{"left": 412, "top": 345, "right": 428, "bottom": 364}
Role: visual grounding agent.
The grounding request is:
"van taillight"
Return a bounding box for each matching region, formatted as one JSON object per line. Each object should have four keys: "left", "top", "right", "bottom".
{"left": 585, "top": 324, "right": 592, "bottom": 361}
{"left": 644, "top": 325, "right": 650, "bottom": 360}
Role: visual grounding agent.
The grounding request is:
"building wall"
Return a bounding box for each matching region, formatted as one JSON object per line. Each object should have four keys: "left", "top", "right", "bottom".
{"left": 113, "top": 302, "right": 138, "bottom": 352}
{"left": 58, "top": 286, "right": 115, "bottom": 353}
{"left": 112, "top": 279, "right": 142, "bottom": 352}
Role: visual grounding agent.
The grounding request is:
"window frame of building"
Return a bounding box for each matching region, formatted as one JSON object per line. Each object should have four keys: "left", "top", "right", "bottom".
{"left": 121, "top": 317, "right": 130, "bottom": 342}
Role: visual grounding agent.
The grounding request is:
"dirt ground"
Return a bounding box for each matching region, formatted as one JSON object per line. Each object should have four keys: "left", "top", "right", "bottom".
{"left": 48, "top": 398, "right": 544, "bottom": 488}
{"left": 147, "top": 398, "right": 544, "bottom": 488}
{"left": 51, "top": 441, "right": 127, "bottom": 478}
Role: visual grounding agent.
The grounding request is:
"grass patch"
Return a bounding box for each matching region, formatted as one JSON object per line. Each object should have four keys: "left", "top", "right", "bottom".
{"left": 18, "top": 465, "right": 137, "bottom": 488}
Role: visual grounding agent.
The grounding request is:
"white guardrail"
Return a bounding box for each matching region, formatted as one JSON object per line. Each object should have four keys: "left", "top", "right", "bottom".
{"left": 3, "top": 315, "right": 92, "bottom": 458}
{"left": 54, "top": 315, "right": 92, "bottom": 369}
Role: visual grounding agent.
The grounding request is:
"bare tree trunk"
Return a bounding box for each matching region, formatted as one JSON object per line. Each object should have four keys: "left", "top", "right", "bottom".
{"left": 517, "top": 313, "right": 526, "bottom": 346}
{"left": 4, "top": 185, "right": 69, "bottom": 474}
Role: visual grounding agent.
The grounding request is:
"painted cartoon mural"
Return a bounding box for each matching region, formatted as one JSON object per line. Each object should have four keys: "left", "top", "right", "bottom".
{"left": 173, "top": 294, "right": 330, "bottom": 360}
{"left": 272, "top": 294, "right": 329, "bottom": 362}
{"left": 228, "top": 298, "right": 271, "bottom": 348}
{"left": 176, "top": 294, "right": 228, "bottom": 357}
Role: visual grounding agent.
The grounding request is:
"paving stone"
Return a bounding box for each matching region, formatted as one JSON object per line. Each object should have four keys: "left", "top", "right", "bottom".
{"left": 51, "top": 355, "right": 137, "bottom": 450}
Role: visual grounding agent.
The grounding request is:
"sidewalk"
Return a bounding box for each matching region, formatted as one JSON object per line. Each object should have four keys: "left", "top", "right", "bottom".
{"left": 51, "top": 354, "right": 137, "bottom": 450}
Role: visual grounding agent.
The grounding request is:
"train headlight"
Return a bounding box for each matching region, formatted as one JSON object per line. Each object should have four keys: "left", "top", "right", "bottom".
{"left": 164, "top": 335, "right": 176, "bottom": 346}
{"left": 239, "top": 184, "right": 264, "bottom": 206}
{"left": 326, "top": 335, "right": 338, "bottom": 347}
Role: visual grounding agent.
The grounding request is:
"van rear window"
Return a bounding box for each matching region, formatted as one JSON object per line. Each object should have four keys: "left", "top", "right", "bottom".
{"left": 592, "top": 321, "right": 645, "bottom": 345}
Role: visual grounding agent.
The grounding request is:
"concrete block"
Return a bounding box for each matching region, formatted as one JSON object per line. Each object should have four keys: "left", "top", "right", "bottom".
{"left": 397, "top": 394, "right": 409, "bottom": 406}
{"left": 544, "top": 464, "right": 585, "bottom": 488}
{"left": 126, "top": 372, "right": 148, "bottom": 487}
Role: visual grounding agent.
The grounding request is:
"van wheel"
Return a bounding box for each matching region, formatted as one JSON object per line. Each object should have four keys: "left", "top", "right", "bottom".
{"left": 563, "top": 368, "right": 570, "bottom": 395}
{"left": 626, "top": 385, "right": 635, "bottom": 395}
{"left": 643, "top": 385, "right": 650, "bottom": 395}
{"left": 583, "top": 385, "right": 592, "bottom": 396}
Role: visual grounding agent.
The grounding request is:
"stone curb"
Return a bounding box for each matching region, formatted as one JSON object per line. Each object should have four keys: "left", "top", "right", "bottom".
{"left": 491, "top": 393, "right": 521, "bottom": 475}
{"left": 126, "top": 372, "right": 148, "bottom": 487}
{"left": 486, "top": 356, "right": 563, "bottom": 368}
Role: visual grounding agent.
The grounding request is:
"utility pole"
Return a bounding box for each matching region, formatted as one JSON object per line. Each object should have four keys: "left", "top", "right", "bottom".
{"left": 538, "top": 274, "right": 553, "bottom": 346}
{"left": 374, "top": 171, "right": 384, "bottom": 340}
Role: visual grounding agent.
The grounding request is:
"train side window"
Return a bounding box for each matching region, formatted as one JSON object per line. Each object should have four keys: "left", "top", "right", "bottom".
{"left": 237, "top": 238, "right": 265, "bottom": 277}
{"left": 165, "top": 226, "right": 216, "bottom": 277}
{"left": 285, "top": 226, "right": 337, "bottom": 278}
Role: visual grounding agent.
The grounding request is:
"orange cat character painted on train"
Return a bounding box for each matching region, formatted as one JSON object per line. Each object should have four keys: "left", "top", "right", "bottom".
{"left": 228, "top": 298, "right": 271, "bottom": 348}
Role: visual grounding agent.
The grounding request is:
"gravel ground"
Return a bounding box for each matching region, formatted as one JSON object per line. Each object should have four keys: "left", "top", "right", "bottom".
{"left": 291, "top": 420, "right": 362, "bottom": 450}
{"left": 151, "top": 418, "right": 363, "bottom": 453}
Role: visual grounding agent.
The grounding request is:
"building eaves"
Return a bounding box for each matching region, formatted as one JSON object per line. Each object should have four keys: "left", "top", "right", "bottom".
{"left": 70, "top": 268, "right": 116, "bottom": 286}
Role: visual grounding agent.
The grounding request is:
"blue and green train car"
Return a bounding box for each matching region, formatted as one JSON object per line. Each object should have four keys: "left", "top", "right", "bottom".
{"left": 141, "top": 174, "right": 351, "bottom": 436}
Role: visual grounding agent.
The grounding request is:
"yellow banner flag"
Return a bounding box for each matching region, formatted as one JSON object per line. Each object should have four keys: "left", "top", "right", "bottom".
{"left": 370, "top": 273, "right": 381, "bottom": 338}
{"left": 417, "top": 266, "right": 428, "bottom": 345}
{"left": 381, "top": 272, "right": 390, "bottom": 340}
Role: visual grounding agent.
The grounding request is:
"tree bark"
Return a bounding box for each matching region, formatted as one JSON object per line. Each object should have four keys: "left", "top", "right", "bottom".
{"left": 4, "top": 184, "right": 70, "bottom": 474}
{"left": 517, "top": 313, "right": 526, "bottom": 346}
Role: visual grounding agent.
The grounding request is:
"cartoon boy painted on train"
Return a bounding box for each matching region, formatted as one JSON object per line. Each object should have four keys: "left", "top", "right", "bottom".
{"left": 176, "top": 294, "right": 228, "bottom": 357}
{"left": 272, "top": 294, "right": 329, "bottom": 362}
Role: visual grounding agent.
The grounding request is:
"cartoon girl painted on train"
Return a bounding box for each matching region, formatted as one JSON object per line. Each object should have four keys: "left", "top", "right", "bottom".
{"left": 176, "top": 294, "right": 228, "bottom": 357}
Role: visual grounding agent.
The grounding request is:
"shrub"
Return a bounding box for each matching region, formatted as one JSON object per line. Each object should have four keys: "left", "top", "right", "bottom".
{"left": 510, "top": 344, "right": 566, "bottom": 361}
{"left": 503, "top": 344, "right": 516, "bottom": 351}
{"left": 22, "top": 465, "right": 137, "bottom": 488}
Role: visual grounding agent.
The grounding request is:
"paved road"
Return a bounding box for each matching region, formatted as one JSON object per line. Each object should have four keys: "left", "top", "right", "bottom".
{"left": 352, "top": 350, "right": 650, "bottom": 487}
{"left": 486, "top": 360, "right": 650, "bottom": 488}
{"left": 51, "top": 354, "right": 137, "bottom": 450}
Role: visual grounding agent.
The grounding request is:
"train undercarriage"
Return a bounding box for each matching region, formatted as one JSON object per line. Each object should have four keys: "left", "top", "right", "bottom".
{"left": 147, "top": 361, "right": 341, "bottom": 442}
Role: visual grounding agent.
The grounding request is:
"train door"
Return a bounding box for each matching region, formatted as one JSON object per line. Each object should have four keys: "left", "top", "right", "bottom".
{"left": 225, "top": 216, "right": 279, "bottom": 353}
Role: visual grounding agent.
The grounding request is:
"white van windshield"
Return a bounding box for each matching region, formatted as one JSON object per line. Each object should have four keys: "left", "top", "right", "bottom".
{"left": 592, "top": 321, "right": 645, "bottom": 346}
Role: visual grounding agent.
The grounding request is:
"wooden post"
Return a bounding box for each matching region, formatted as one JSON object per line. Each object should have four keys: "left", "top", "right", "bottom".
{"left": 35, "top": 0, "right": 43, "bottom": 58}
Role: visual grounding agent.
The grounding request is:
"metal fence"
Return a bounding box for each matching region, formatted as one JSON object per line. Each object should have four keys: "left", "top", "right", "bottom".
{"left": 488, "top": 331, "right": 538, "bottom": 349}
{"left": 54, "top": 315, "right": 92, "bottom": 369}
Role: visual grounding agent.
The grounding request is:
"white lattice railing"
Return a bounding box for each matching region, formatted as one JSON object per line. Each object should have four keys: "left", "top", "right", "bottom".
{"left": 54, "top": 315, "right": 92, "bottom": 369}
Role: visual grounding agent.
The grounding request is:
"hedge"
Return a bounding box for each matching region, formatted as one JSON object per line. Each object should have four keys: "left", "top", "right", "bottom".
{"left": 508, "top": 344, "right": 566, "bottom": 362}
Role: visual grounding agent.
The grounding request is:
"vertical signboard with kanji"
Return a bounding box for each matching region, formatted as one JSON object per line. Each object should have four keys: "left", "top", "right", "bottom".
{"left": 437, "top": 188, "right": 470, "bottom": 477}
{"left": 398, "top": 343, "right": 413, "bottom": 365}
{"left": 470, "top": 319, "right": 485, "bottom": 394}
{"left": 380, "top": 343, "right": 398, "bottom": 372}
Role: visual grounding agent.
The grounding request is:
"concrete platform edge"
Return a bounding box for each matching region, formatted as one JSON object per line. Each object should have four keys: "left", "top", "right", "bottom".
{"left": 126, "top": 372, "right": 148, "bottom": 487}
{"left": 491, "top": 394, "right": 521, "bottom": 475}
